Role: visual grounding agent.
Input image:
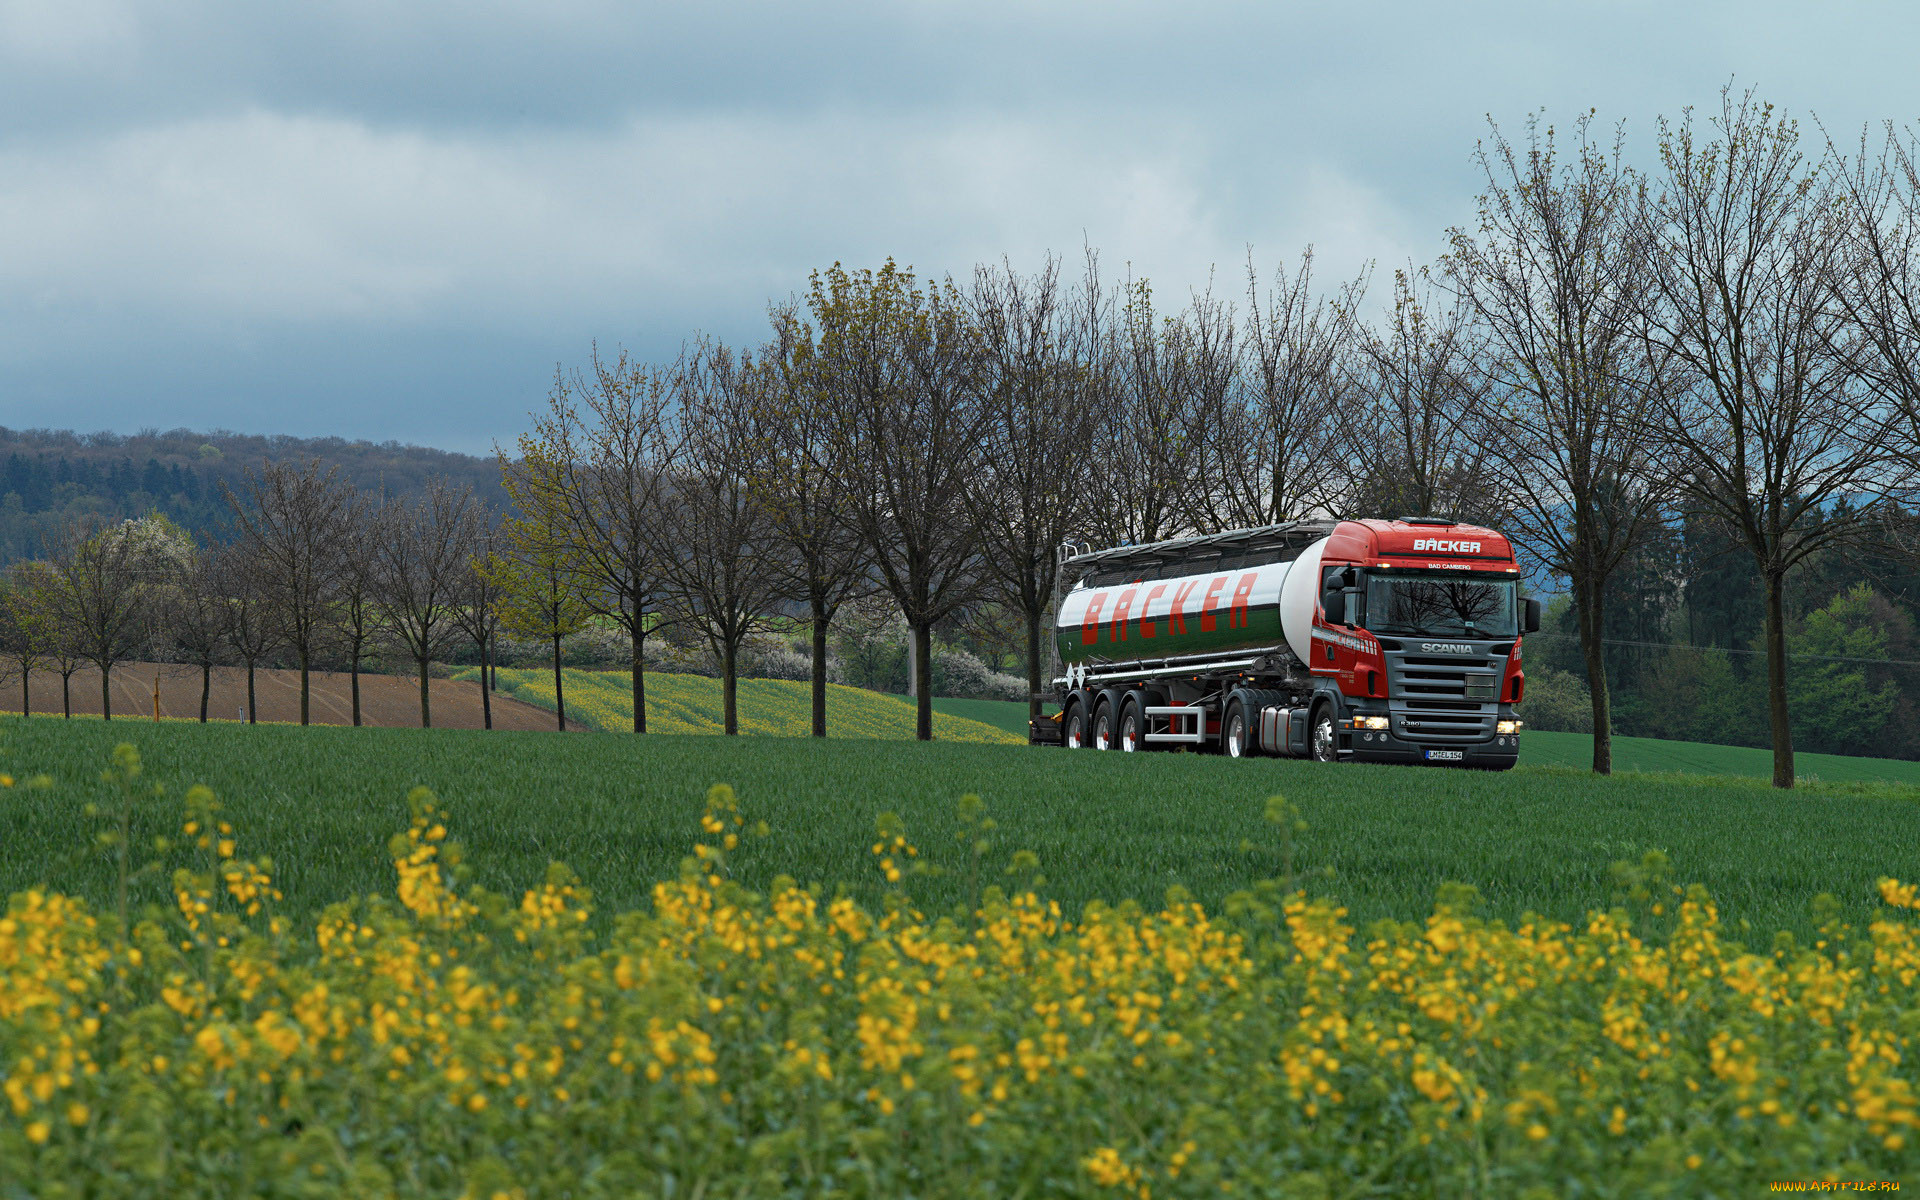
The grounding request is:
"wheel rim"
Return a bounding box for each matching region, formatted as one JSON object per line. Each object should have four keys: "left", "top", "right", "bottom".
{"left": 1226, "top": 714, "right": 1244, "bottom": 758}
{"left": 1094, "top": 715, "right": 1111, "bottom": 750}
{"left": 1066, "top": 719, "right": 1083, "bottom": 749}
{"left": 1121, "top": 715, "right": 1139, "bottom": 751}
{"left": 1313, "top": 717, "right": 1334, "bottom": 761}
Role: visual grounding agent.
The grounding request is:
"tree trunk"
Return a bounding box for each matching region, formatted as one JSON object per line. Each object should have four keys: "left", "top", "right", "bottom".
{"left": 912, "top": 621, "right": 933, "bottom": 741}
{"left": 1025, "top": 604, "right": 1043, "bottom": 723}
{"left": 479, "top": 638, "right": 493, "bottom": 731}
{"left": 722, "top": 639, "right": 738, "bottom": 736}
{"left": 101, "top": 663, "right": 112, "bottom": 721}
{"left": 418, "top": 657, "right": 432, "bottom": 729}
{"left": 811, "top": 603, "right": 830, "bottom": 738}
{"left": 350, "top": 644, "right": 362, "bottom": 727}
{"left": 630, "top": 635, "right": 647, "bottom": 734}
{"left": 1763, "top": 568, "right": 1794, "bottom": 789}
{"left": 247, "top": 663, "right": 257, "bottom": 724}
{"left": 199, "top": 662, "right": 211, "bottom": 723}
{"left": 62, "top": 673, "right": 71, "bottom": 718}
{"left": 552, "top": 631, "right": 566, "bottom": 732}
{"left": 20, "top": 670, "right": 28, "bottom": 718}
{"left": 299, "top": 648, "right": 311, "bottom": 726}
{"left": 1573, "top": 571, "right": 1612, "bottom": 775}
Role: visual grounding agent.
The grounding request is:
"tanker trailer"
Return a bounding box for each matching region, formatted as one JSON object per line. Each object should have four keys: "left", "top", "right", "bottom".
{"left": 1031, "top": 518, "right": 1541, "bottom": 769}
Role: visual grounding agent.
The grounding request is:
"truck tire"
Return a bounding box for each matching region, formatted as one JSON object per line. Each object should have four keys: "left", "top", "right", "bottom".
{"left": 1092, "top": 699, "right": 1117, "bottom": 750}
{"left": 1062, "top": 696, "right": 1089, "bottom": 749}
{"left": 1118, "top": 690, "right": 1156, "bottom": 752}
{"left": 1310, "top": 700, "right": 1339, "bottom": 764}
{"left": 1223, "top": 700, "right": 1250, "bottom": 758}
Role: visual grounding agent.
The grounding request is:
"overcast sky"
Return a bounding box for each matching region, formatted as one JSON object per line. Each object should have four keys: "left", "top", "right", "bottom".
{"left": 2, "top": 1, "right": 1917, "bottom": 455}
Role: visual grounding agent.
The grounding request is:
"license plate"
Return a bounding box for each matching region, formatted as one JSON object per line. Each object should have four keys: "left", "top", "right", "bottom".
{"left": 1425, "top": 749, "right": 1463, "bottom": 762}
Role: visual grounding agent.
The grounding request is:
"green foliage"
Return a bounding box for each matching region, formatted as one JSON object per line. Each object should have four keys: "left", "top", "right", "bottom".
{"left": 3, "top": 744, "right": 1919, "bottom": 1193}
{"left": 1514, "top": 666, "right": 1592, "bottom": 733}
{"left": 1788, "top": 584, "right": 1901, "bottom": 756}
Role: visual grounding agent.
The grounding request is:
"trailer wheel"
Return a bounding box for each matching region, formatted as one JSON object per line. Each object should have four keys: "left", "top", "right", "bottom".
{"left": 1223, "top": 702, "right": 1250, "bottom": 759}
{"left": 1092, "top": 700, "right": 1117, "bottom": 750}
{"left": 1309, "top": 702, "right": 1339, "bottom": 764}
{"left": 1062, "top": 699, "right": 1089, "bottom": 749}
{"left": 1118, "top": 695, "right": 1146, "bottom": 752}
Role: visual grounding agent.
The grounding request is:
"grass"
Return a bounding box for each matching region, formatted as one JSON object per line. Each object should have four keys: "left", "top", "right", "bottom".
{"left": 895, "top": 694, "right": 1042, "bottom": 737}
{"left": 3, "top": 713, "right": 1917, "bottom": 946}
{"left": 930, "top": 696, "right": 1920, "bottom": 783}
{"left": 1522, "top": 728, "right": 1920, "bottom": 784}
{"left": 469, "top": 667, "right": 1022, "bottom": 743}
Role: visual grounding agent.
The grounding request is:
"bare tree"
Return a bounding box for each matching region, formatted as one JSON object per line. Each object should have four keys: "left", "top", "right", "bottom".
{"left": 651, "top": 341, "right": 788, "bottom": 735}
{"left": 1201, "top": 248, "right": 1365, "bottom": 527}
{"left": 503, "top": 347, "right": 679, "bottom": 733}
{"left": 1638, "top": 88, "right": 1896, "bottom": 788}
{"left": 485, "top": 534, "right": 589, "bottom": 733}
{"left": 1347, "top": 268, "right": 1497, "bottom": 521}
{"left": 753, "top": 303, "right": 875, "bottom": 737}
{"left": 966, "top": 255, "right": 1096, "bottom": 721}
{"left": 334, "top": 491, "right": 381, "bottom": 727}
{"left": 809, "top": 260, "right": 990, "bottom": 740}
{"left": 219, "top": 541, "right": 280, "bottom": 724}
{"left": 373, "top": 481, "right": 482, "bottom": 728}
{"left": 164, "top": 543, "right": 231, "bottom": 723}
{"left": 450, "top": 522, "right": 504, "bottom": 730}
{"left": 47, "top": 517, "right": 153, "bottom": 721}
{"left": 1832, "top": 122, "right": 1920, "bottom": 454}
{"left": 1, "top": 564, "right": 54, "bottom": 716}
{"left": 1442, "top": 111, "right": 1677, "bottom": 774}
{"left": 224, "top": 460, "right": 353, "bottom": 725}
{"left": 1082, "top": 272, "right": 1211, "bottom": 545}
{"left": 10, "top": 561, "right": 84, "bottom": 718}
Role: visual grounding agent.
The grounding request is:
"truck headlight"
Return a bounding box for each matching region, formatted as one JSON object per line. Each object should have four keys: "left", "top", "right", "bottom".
{"left": 1497, "top": 719, "right": 1522, "bottom": 735}
{"left": 1362, "top": 716, "right": 1389, "bottom": 731}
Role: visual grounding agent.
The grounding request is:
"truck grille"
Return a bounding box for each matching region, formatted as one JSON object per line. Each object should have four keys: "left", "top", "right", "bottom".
{"left": 1382, "top": 649, "right": 1502, "bottom": 741}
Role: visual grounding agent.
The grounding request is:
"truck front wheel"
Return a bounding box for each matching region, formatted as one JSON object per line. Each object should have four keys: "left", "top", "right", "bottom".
{"left": 1310, "top": 703, "right": 1339, "bottom": 764}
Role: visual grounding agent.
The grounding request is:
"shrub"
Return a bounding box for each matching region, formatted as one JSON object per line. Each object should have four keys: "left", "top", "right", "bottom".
{"left": 1517, "top": 665, "right": 1593, "bottom": 733}
{"left": 932, "top": 648, "right": 1029, "bottom": 702}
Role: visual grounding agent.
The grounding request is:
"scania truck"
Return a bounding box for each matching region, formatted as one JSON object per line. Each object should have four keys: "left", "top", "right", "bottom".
{"left": 1030, "top": 518, "right": 1540, "bottom": 768}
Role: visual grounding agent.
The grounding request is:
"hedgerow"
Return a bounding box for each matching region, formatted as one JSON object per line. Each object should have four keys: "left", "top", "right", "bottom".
{"left": 1, "top": 747, "right": 1916, "bottom": 1196}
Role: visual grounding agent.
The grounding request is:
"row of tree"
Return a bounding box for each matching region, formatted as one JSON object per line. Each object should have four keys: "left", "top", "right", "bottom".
{"left": 11, "top": 89, "right": 1920, "bottom": 788}
{"left": 494, "top": 90, "right": 1920, "bottom": 788}
{"left": 0, "top": 471, "right": 508, "bottom": 730}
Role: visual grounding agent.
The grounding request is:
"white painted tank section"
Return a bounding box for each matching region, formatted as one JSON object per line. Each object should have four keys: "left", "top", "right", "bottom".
{"left": 1278, "top": 536, "right": 1329, "bottom": 663}
{"left": 1054, "top": 533, "right": 1331, "bottom": 666}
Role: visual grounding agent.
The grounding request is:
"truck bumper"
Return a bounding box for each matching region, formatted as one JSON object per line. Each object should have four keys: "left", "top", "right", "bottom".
{"left": 1346, "top": 730, "right": 1520, "bottom": 769}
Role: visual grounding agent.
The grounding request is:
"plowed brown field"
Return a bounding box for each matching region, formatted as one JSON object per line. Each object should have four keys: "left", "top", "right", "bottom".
{"left": 0, "top": 661, "right": 584, "bottom": 730}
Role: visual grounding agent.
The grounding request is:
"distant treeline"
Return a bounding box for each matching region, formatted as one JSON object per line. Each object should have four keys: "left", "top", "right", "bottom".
{"left": 0, "top": 426, "right": 508, "bottom": 564}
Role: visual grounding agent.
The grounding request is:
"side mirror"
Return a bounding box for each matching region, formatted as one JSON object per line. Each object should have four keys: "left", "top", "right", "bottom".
{"left": 1324, "top": 592, "right": 1347, "bottom": 625}
{"left": 1522, "top": 597, "right": 1542, "bottom": 634}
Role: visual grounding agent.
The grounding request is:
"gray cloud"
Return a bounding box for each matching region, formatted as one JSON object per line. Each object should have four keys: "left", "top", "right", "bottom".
{"left": 1, "top": 0, "right": 1917, "bottom": 452}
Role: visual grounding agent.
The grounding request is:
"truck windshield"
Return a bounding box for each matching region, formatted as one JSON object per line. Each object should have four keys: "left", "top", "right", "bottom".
{"left": 1365, "top": 573, "right": 1518, "bottom": 639}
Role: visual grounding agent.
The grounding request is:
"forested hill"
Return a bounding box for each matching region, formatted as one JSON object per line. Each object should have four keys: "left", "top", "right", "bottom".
{"left": 0, "top": 426, "right": 508, "bottom": 564}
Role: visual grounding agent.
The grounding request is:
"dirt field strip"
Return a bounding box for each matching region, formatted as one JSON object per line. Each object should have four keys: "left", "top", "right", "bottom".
{"left": 0, "top": 661, "right": 585, "bottom": 730}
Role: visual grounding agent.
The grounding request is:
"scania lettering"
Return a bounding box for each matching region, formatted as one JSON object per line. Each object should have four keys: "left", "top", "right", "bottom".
{"left": 1031, "top": 518, "right": 1541, "bottom": 769}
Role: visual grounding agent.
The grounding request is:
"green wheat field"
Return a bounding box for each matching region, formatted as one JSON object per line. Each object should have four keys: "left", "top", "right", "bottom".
{"left": 2, "top": 713, "right": 1915, "bottom": 944}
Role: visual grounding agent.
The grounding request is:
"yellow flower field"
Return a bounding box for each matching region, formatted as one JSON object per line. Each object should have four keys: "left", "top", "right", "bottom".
{"left": 2, "top": 748, "right": 1917, "bottom": 1195}
{"left": 469, "top": 666, "right": 1023, "bottom": 743}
